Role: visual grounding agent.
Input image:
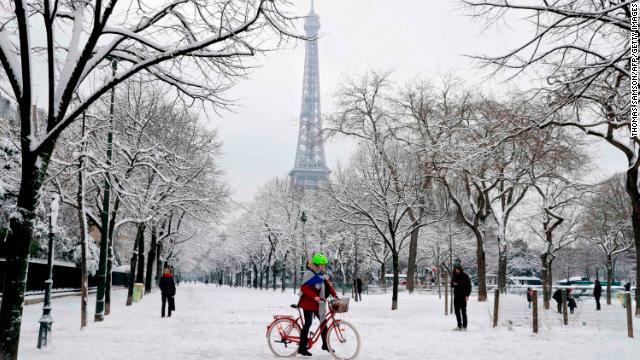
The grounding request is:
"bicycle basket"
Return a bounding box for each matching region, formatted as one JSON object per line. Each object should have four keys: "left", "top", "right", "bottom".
{"left": 331, "top": 298, "right": 350, "bottom": 313}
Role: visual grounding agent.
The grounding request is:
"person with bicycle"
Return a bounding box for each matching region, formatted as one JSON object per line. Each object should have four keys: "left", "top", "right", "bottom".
{"left": 297, "top": 253, "right": 337, "bottom": 357}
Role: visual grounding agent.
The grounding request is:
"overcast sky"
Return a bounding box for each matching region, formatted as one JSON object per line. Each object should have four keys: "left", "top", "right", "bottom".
{"left": 210, "top": 0, "right": 625, "bottom": 203}
{"left": 10, "top": 0, "right": 627, "bottom": 205}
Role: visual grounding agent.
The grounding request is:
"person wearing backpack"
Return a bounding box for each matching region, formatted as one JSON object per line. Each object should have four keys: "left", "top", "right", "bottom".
{"left": 297, "top": 253, "right": 338, "bottom": 357}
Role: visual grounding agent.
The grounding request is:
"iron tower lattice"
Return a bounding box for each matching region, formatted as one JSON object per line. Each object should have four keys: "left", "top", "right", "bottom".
{"left": 289, "top": 0, "right": 329, "bottom": 189}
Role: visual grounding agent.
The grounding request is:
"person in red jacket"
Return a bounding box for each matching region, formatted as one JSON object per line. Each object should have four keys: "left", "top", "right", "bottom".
{"left": 297, "top": 253, "right": 337, "bottom": 357}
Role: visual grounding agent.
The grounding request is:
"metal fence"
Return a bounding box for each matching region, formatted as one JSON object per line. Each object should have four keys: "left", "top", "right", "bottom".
{"left": 488, "top": 289, "right": 638, "bottom": 337}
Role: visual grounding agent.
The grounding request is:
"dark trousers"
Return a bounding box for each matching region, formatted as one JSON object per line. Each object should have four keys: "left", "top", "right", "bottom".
{"left": 162, "top": 294, "right": 175, "bottom": 317}
{"left": 454, "top": 298, "right": 467, "bottom": 328}
{"left": 595, "top": 296, "right": 601, "bottom": 310}
{"left": 299, "top": 310, "right": 328, "bottom": 351}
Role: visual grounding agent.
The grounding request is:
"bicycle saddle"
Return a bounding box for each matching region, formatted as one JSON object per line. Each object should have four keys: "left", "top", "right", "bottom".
{"left": 290, "top": 304, "right": 299, "bottom": 309}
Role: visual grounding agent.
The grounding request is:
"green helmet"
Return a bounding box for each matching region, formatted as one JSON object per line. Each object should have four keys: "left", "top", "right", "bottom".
{"left": 312, "top": 253, "right": 328, "bottom": 266}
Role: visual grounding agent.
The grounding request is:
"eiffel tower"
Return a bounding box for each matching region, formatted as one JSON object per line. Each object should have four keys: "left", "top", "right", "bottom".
{"left": 289, "top": 0, "right": 329, "bottom": 189}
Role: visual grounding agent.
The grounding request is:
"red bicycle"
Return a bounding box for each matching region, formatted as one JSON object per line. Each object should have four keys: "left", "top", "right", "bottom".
{"left": 266, "top": 298, "right": 361, "bottom": 359}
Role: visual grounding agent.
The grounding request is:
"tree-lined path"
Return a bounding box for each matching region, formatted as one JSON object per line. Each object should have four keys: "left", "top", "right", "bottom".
{"left": 17, "top": 285, "right": 640, "bottom": 360}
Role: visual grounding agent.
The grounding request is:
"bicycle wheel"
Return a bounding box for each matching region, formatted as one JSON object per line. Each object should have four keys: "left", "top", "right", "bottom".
{"left": 267, "top": 318, "right": 301, "bottom": 357}
{"left": 327, "top": 320, "right": 361, "bottom": 360}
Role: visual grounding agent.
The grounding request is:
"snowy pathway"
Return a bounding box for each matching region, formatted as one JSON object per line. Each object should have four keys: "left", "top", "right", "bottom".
{"left": 18, "top": 284, "right": 640, "bottom": 359}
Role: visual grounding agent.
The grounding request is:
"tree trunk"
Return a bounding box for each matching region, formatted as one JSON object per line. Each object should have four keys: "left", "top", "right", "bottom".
{"left": 625, "top": 164, "right": 640, "bottom": 316}
{"left": 391, "top": 252, "right": 400, "bottom": 310}
{"left": 281, "top": 258, "right": 287, "bottom": 292}
{"left": 444, "top": 271, "right": 449, "bottom": 315}
{"left": 77, "top": 124, "right": 89, "bottom": 328}
{"left": 474, "top": 228, "right": 488, "bottom": 301}
{"left": 253, "top": 264, "right": 258, "bottom": 288}
{"left": 272, "top": 262, "right": 277, "bottom": 291}
{"left": 498, "top": 252, "right": 508, "bottom": 294}
{"left": 0, "top": 156, "right": 45, "bottom": 358}
{"left": 145, "top": 226, "right": 157, "bottom": 293}
{"left": 94, "top": 177, "right": 112, "bottom": 321}
{"left": 541, "top": 254, "right": 551, "bottom": 310}
{"left": 104, "top": 197, "right": 120, "bottom": 316}
{"left": 607, "top": 255, "right": 613, "bottom": 305}
{"left": 292, "top": 258, "right": 298, "bottom": 294}
{"left": 353, "top": 236, "right": 360, "bottom": 301}
{"left": 136, "top": 227, "right": 145, "bottom": 284}
{"left": 126, "top": 224, "right": 144, "bottom": 306}
{"left": 380, "top": 262, "right": 386, "bottom": 292}
{"left": 105, "top": 244, "right": 113, "bottom": 316}
{"left": 635, "top": 224, "right": 640, "bottom": 316}
{"left": 406, "top": 226, "right": 419, "bottom": 294}
{"left": 437, "top": 266, "right": 442, "bottom": 299}
{"left": 547, "top": 260, "right": 554, "bottom": 304}
{"left": 156, "top": 242, "right": 163, "bottom": 286}
{"left": 341, "top": 263, "right": 347, "bottom": 296}
{"left": 259, "top": 266, "right": 264, "bottom": 290}
{"left": 263, "top": 267, "right": 268, "bottom": 289}
{"left": 95, "top": 99, "right": 115, "bottom": 321}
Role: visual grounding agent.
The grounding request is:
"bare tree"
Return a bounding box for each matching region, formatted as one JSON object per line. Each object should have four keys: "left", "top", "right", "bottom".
{"left": 392, "top": 77, "right": 473, "bottom": 293}
{"left": 527, "top": 180, "right": 583, "bottom": 309}
{"left": 466, "top": 0, "right": 637, "bottom": 314}
{"left": 0, "top": 1, "right": 297, "bottom": 355}
{"left": 324, "top": 145, "right": 436, "bottom": 310}
{"left": 580, "top": 174, "right": 634, "bottom": 305}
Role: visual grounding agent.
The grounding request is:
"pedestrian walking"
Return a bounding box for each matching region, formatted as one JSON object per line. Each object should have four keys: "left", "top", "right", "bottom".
{"left": 552, "top": 288, "right": 563, "bottom": 313}
{"left": 450, "top": 262, "right": 472, "bottom": 331}
{"left": 159, "top": 266, "right": 176, "bottom": 318}
{"left": 593, "top": 279, "right": 602, "bottom": 310}
{"left": 356, "top": 277, "right": 363, "bottom": 301}
{"left": 526, "top": 288, "right": 533, "bottom": 309}
{"left": 567, "top": 289, "right": 577, "bottom": 314}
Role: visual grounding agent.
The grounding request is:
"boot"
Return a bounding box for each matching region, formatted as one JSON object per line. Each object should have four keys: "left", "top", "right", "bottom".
{"left": 297, "top": 349, "right": 312, "bottom": 356}
{"left": 322, "top": 344, "right": 334, "bottom": 353}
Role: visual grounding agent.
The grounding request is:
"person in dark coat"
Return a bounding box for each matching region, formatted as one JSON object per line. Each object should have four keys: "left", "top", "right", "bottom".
{"left": 567, "top": 289, "right": 577, "bottom": 314}
{"left": 356, "top": 277, "right": 363, "bottom": 301}
{"left": 526, "top": 288, "right": 533, "bottom": 309}
{"left": 553, "top": 288, "right": 576, "bottom": 314}
{"left": 297, "top": 253, "right": 337, "bottom": 357}
{"left": 450, "top": 262, "right": 472, "bottom": 330}
{"left": 593, "top": 280, "right": 602, "bottom": 310}
{"left": 552, "top": 288, "right": 563, "bottom": 313}
{"left": 159, "top": 266, "right": 176, "bottom": 318}
{"left": 624, "top": 282, "right": 631, "bottom": 292}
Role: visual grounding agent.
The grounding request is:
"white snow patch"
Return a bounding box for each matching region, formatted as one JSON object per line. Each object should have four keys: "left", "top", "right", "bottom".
{"left": 16, "top": 285, "right": 640, "bottom": 360}
{"left": 9, "top": 211, "right": 23, "bottom": 222}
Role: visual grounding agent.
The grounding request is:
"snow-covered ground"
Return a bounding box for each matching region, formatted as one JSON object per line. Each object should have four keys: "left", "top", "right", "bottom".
{"left": 18, "top": 284, "right": 640, "bottom": 359}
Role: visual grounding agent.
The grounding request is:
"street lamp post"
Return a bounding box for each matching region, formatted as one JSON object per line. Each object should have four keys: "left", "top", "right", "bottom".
{"left": 300, "top": 211, "right": 308, "bottom": 285}
{"left": 95, "top": 56, "right": 117, "bottom": 321}
{"left": 37, "top": 194, "right": 59, "bottom": 348}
